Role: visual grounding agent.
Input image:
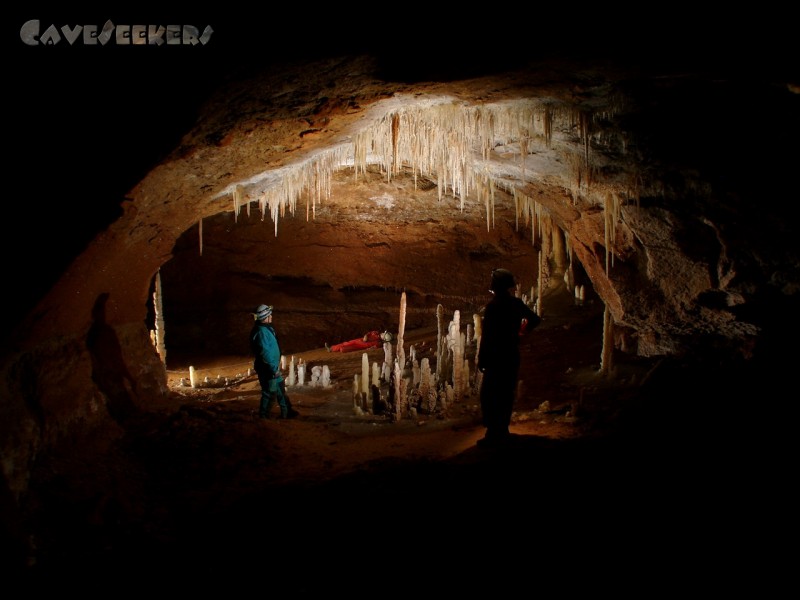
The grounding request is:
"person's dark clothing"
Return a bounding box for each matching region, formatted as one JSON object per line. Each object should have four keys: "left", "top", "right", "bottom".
{"left": 250, "top": 320, "right": 294, "bottom": 418}
{"left": 477, "top": 290, "right": 540, "bottom": 444}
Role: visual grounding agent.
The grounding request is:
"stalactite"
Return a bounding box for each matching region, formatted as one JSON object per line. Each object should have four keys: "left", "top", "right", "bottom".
{"left": 543, "top": 104, "right": 552, "bottom": 146}
{"left": 215, "top": 98, "right": 639, "bottom": 242}
{"left": 233, "top": 184, "right": 243, "bottom": 220}
{"left": 603, "top": 191, "right": 622, "bottom": 275}
{"left": 391, "top": 113, "right": 400, "bottom": 176}
{"left": 198, "top": 218, "right": 203, "bottom": 257}
{"left": 583, "top": 113, "right": 590, "bottom": 170}
{"left": 552, "top": 224, "right": 567, "bottom": 271}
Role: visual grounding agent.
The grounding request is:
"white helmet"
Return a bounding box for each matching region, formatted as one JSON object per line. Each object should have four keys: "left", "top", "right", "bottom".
{"left": 253, "top": 304, "right": 273, "bottom": 320}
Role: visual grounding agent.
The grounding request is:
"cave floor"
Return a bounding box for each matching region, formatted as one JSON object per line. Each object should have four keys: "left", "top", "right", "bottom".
{"left": 21, "top": 289, "right": 720, "bottom": 591}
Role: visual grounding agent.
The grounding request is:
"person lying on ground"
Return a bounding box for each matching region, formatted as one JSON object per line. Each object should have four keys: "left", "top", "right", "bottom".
{"left": 325, "top": 330, "right": 393, "bottom": 353}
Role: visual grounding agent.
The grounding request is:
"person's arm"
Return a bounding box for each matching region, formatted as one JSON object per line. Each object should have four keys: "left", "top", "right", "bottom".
{"left": 255, "top": 328, "right": 280, "bottom": 378}
{"left": 519, "top": 302, "right": 541, "bottom": 335}
{"left": 264, "top": 331, "right": 282, "bottom": 378}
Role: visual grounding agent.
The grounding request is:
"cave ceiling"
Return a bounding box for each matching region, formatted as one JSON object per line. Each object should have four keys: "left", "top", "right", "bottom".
{"left": 10, "top": 48, "right": 800, "bottom": 365}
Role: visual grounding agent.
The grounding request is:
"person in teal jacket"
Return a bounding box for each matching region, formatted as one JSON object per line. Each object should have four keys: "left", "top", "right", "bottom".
{"left": 250, "top": 304, "right": 299, "bottom": 419}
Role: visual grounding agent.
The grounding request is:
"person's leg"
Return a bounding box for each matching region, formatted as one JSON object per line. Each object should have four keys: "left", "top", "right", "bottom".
{"left": 479, "top": 367, "right": 515, "bottom": 445}
{"left": 494, "top": 368, "right": 518, "bottom": 438}
{"left": 280, "top": 380, "right": 299, "bottom": 418}
{"left": 275, "top": 391, "right": 287, "bottom": 418}
{"left": 258, "top": 371, "right": 275, "bottom": 418}
{"left": 269, "top": 378, "right": 289, "bottom": 418}
{"left": 479, "top": 370, "right": 500, "bottom": 439}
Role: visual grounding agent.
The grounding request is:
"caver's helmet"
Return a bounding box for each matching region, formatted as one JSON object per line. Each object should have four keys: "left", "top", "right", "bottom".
{"left": 489, "top": 268, "right": 516, "bottom": 292}
{"left": 253, "top": 304, "right": 273, "bottom": 320}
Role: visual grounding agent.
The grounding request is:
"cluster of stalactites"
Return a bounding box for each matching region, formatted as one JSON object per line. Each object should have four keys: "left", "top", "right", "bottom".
{"left": 226, "top": 97, "right": 630, "bottom": 236}
{"left": 353, "top": 100, "right": 562, "bottom": 208}
{"left": 230, "top": 144, "right": 350, "bottom": 235}
{"left": 511, "top": 188, "right": 548, "bottom": 246}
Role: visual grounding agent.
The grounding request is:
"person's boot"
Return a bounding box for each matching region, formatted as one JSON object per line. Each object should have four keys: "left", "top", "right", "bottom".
{"left": 261, "top": 398, "right": 275, "bottom": 419}
{"left": 284, "top": 397, "right": 300, "bottom": 418}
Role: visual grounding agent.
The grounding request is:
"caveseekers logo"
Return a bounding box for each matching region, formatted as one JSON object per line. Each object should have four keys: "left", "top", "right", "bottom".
{"left": 20, "top": 19, "right": 213, "bottom": 46}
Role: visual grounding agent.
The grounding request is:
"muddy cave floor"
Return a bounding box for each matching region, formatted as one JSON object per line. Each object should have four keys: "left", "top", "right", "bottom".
{"left": 20, "top": 288, "right": 788, "bottom": 589}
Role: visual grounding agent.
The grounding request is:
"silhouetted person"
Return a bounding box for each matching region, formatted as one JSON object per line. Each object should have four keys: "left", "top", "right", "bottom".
{"left": 86, "top": 292, "right": 139, "bottom": 422}
{"left": 476, "top": 268, "right": 540, "bottom": 447}
{"left": 250, "top": 304, "right": 299, "bottom": 419}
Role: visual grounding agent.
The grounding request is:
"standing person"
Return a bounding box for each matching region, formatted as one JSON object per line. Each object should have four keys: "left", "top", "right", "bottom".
{"left": 476, "top": 268, "right": 540, "bottom": 447}
{"left": 250, "top": 304, "right": 299, "bottom": 419}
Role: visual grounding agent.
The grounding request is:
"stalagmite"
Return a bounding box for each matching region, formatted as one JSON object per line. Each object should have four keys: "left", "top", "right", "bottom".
{"left": 436, "top": 304, "right": 445, "bottom": 380}
{"left": 362, "top": 353, "right": 369, "bottom": 395}
{"left": 297, "top": 360, "right": 306, "bottom": 386}
{"left": 287, "top": 356, "right": 296, "bottom": 386}
{"left": 473, "top": 312, "right": 483, "bottom": 382}
{"left": 382, "top": 342, "right": 393, "bottom": 382}
{"left": 552, "top": 225, "right": 567, "bottom": 271}
{"left": 152, "top": 269, "right": 166, "bottom": 365}
{"left": 452, "top": 311, "right": 464, "bottom": 400}
{"left": 537, "top": 250, "right": 544, "bottom": 317}
{"left": 322, "top": 365, "right": 331, "bottom": 387}
{"left": 599, "top": 304, "right": 614, "bottom": 376}
{"left": 393, "top": 360, "right": 403, "bottom": 421}
{"left": 371, "top": 362, "right": 380, "bottom": 388}
{"left": 397, "top": 291, "right": 407, "bottom": 371}
{"left": 420, "top": 357, "right": 432, "bottom": 388}
{"left": 311, "top": 365, "right": 322, "bottom": 386}
{"left": 189, "top": 366, "right": 197, "bottom": 389}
